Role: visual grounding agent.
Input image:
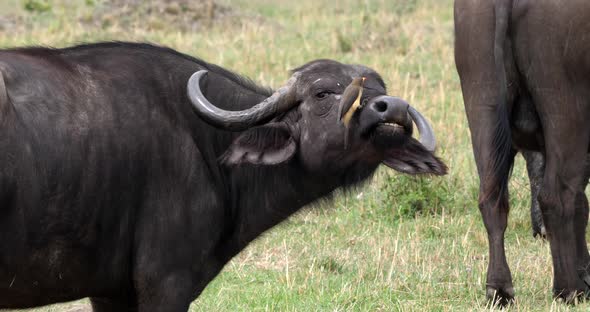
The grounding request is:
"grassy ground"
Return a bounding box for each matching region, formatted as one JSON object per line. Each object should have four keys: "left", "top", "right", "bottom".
{"left": 1, "top": 0, "right": 588, "bottom": 311}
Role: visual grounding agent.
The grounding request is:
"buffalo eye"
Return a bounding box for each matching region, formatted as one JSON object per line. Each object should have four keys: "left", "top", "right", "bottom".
{"left": 315, "top": 90, "right": 334, "bottom": 99}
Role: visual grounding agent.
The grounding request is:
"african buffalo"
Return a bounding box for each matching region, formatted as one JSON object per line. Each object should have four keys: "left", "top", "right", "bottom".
{"left": 455, "top": 0, "right": 590, "bottom": 305}
{"left": 0, "top": 42, "right": 446, "bottom": 311}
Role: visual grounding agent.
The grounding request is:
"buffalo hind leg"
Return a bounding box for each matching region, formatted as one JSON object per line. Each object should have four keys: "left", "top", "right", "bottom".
{"left": 538, "top": 124, "right": 589, "bottom": 302}
{"left": 522, "top": 150, "right": 546, "bottom": 238}
{"left": 454, "top": 0, "right": 518, "bottom": 305}
{"left": 135, "top": 271, "right": 199, "bottom": 312}
{"left": 478, "top": 151, "right": 517, "bottom": 306}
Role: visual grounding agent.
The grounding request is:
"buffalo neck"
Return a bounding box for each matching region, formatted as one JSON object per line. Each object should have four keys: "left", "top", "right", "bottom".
{"left": 218, "top": 162, "right": 342, "bottom": 261}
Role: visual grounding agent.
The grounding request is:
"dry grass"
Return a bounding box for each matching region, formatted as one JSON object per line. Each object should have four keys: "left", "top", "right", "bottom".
{"left": 1, "top": 0, "right": 589, "bottom": 311}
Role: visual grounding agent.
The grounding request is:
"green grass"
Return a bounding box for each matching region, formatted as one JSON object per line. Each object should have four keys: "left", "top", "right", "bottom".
{"left": 1, "top": 0, "right": 588, "bottom": 311}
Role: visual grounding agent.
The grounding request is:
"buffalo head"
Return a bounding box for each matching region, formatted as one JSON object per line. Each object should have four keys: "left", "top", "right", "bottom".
{"left": 187, "top": 59, "right": 447, "bottom": 176}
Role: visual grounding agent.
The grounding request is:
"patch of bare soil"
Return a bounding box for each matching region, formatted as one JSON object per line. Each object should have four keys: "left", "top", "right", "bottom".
{"left": 0, "top": 13, "right": 24, "bottom": 32}
{"left": 0, "top": 0, "right": 243, "bottom": 33}
{"left": 85, "top": 0, "right": 235, "bottom": 32}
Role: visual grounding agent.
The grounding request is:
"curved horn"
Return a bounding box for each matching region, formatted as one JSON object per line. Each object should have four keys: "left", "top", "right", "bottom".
{"left": 408, "top": 106, "right": 436, "bottom": 152}
{"left": 187, "top": 70, "right": 299, "bottom": 131}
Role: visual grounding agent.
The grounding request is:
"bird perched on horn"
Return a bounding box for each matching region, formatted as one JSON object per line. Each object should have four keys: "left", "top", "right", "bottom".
{"left": 338, "top": 76, "right": 365, "bottom": 148}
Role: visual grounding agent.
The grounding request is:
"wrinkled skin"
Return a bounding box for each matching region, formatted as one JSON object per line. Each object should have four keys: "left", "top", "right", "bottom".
{"left": 455, "top": 0, "right": 590, "bottom": 305}
{"left": 0, "top": 43, "right": 446, "bottom": 311}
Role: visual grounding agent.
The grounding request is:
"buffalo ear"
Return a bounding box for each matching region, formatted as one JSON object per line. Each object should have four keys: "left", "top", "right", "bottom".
{"left": 220, "top": 123, "right": 297, "bottom": 166}
{"left": 382, "top": 138, "right": 448, "bottom": 175}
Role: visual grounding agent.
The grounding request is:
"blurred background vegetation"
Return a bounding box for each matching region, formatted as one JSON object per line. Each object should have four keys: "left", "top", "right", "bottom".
{"left": 1, "top": 0, "right": 587, "bottom": 311}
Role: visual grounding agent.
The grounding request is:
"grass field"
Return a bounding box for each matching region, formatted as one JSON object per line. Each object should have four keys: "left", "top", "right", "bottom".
{"left": 1, "top": 0, "right": 589, "bottom": 311}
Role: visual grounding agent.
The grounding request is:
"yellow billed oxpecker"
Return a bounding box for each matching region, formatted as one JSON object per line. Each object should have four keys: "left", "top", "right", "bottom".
{"left": 338, "top": 76, "right": 365, "bottom": 148}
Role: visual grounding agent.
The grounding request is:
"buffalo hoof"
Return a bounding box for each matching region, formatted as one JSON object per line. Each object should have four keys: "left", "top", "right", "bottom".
{"left": 554, "top": 272, "right": 590, "bottom": 304}
{"left": 532, "top": 225, "right": 547, "bottom": 239}
{"left": 578, "top": 270, "right": 590, "bottom": 292}
{"left": 486, "top": 286, "right": 515, "bottom": 307}
{"left": 554, "top": 288, "right": 588, "bottom": 305}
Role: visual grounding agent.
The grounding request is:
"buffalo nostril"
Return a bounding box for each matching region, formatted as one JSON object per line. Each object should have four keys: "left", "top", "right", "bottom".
{"left": 373, "top": 101, "right": 388, "bottom": 113}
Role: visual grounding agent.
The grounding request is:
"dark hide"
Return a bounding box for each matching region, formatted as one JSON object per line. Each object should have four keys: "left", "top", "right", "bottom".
{"left": 521, "top": 150, "right": 547, "bottom": 238}
{"left": 523, "top": 152, "right": 590, "bottom": 239}
{"left": 0, "top": 42, "right": 446, "bottom": 311}
{"left": 455, "top": 0, "right": 590, "bottom": 305}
